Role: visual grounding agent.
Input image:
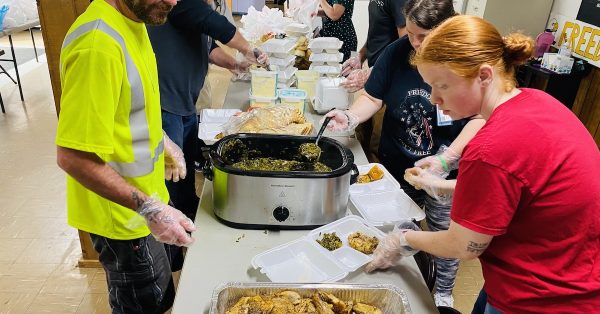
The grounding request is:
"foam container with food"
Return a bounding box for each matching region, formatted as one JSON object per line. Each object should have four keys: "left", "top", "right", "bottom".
{"left": 209, "top": 282, "right": 412, "bottom": 314}
{"left": 308, "top": 37, "right": 343, "bottom": 53}
{"left": 198, "top": 109, "right": 242, "bottom": 145}
{"left": 250, "top": 70, "right": 278, "bottom": 98}
{"left": 269, "top": 54, "right": 296, "bottom": 68}
{"left": 251, "top": 215, "right": 385, "bottom": 283}
{"left": 313, "top": 77, "right": 350, "bottom": 113}
{"left": 350, "top": 163, "right": 425, "bottom": 226}
{"left": 278, "top": 88, "right": 306, "bottom": 113}
{"left": 261, "top": 38, "right": 296, "bottom": 55}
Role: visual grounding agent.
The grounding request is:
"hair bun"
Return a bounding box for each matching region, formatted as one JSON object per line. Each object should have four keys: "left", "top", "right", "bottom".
{"left": 503, "top": 33, "right": 534, "bottom": 66}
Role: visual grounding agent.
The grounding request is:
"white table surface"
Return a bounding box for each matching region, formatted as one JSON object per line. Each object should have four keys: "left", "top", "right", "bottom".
{"left": 172, "top": 80, "right": 439, "bottom": 313}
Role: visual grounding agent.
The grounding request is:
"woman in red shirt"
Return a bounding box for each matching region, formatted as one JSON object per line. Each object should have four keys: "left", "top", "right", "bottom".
{"left": 366, "top": 15, "right": 600, "bottom": 313}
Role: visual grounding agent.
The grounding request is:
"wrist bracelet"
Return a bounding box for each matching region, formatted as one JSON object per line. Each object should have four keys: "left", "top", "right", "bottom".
{"left": 437, "top": 155, "right": 449, "bottom": 172}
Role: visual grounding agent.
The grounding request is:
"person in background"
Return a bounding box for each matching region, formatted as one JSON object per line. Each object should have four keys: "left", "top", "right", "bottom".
{"left": 367, "top": 15, "right": 600, "bottom": 313}
{"left": 147, "top": 0, "right": 267, "bottom": 272}
{"left": 56, "top": 0, "right": 195, "bottom": 312}
{"left": 315, "top": 0, "right": 357, "bottom": 62}
{"left": 323, "top": 0, "right": 485, "bottom": 307}
{"left": 338, "top": 0, "right": 408, "bottom": 163}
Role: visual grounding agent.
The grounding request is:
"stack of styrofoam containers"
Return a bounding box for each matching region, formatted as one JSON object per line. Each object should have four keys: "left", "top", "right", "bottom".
{"left": 260, "top": 38, "right": 298, "bottom": 89}
{"left": 284, "top": 23, "right": 311, "bottom": 39}
{"left": 308, "top": 37, "right": 343, "bottom": 77}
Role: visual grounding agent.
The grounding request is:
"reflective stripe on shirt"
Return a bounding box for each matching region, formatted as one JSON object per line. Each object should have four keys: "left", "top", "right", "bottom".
{"left": 62, "top": 19, "right": 163, "bottom": 177}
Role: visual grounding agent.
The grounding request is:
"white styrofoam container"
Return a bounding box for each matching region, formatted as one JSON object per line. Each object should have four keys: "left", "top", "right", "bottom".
{"left": 285, "top": 22, "right": 311, "bottom": 33}
{"left": 350, "top": 164, "right": 425, "bottom": 226}
{"left": 251, "top": 215, "right": 385, "bottom": 283}
{"left": 277, "top": 66, "right": 298, "bottom": 82}
{"left": 309, "top": 63, "right": 342, "bottom": 76}
{"left": 269, "top": 54, "right": 296, "bottom": 68}
{"left": 261, "top": 38, "right": 296, "bottom": 54}
{"left": 198, "top": 109, "right": 242, "bottom": 144}
{"left": 310, "top": 52, "right": 344, "bottom": 63}
{"left": 308, "top": 37, "right": 343, "bottom": 52}
{"left": 313, "top": 77, "right": 350, "bottom": 113}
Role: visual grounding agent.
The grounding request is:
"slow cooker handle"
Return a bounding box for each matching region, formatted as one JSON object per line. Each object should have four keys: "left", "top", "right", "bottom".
{"left": 201, "top": 146, "right": 214, "bottom": 181}
{"left": 349, "top": 164, "right": 359, "bottom": 185}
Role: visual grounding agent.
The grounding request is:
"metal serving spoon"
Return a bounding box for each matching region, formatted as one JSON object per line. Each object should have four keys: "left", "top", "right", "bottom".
{"left": 299, "top": 116, "right": 333, "bottom": 162}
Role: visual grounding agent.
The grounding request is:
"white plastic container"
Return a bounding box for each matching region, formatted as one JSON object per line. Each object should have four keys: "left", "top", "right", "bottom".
{"left": 309, "top": 62, "right": 342, "bottom": 76}
{"left": 251, "top": 215, "right": 385, "bottom": 283}
{"left": 313, "top": 77, "right": 350, "bottom": 113}
{"left": 296, "top": 70, "right": 320, "bottom": 100}
{"left": 308, "top": 37, "right": 343, "bottom": 53}
{"left": 350, "top": 163, "right": 425, "bottom": 226}
{"left": 249, "top": 93, "right": 278, "bottom": 108}
{"left": 310, "top": 52, "right": 344, "bottom": 63}
{"left": 285, "top": 22, "right": 311, "bottom": 34}
{"left": 261, "top": 38, "right": 296, "bottom": 54}
{"left": 278, "top": 88, "right": 307, "bottom": 113}
{"left": 250, "top": 70, "right": 278, "bottom": 98}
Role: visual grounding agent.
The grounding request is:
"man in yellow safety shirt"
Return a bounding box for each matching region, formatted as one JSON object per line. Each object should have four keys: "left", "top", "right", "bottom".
{"left": 55, "top": 0, "right": 194, "bottom": 312}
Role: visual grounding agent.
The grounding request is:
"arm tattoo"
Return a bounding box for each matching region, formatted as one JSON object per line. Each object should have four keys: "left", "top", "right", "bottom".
{"left": 466, "top": 241, "right": 490, "bottom": 254}
{"left": 132, "top": 191, "right": 145, "bottom": 211}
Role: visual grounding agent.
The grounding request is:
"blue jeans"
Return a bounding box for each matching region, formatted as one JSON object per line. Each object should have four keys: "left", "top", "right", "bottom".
{"left": 472, "top": 289, "right": 503, "bottom": 314}
{"left": 161, "top": 111, "right": 199, "bottom": 271}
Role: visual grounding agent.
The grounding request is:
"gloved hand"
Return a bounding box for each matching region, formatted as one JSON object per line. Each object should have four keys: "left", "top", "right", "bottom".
{"left": 341, "top": 68, "right": 371, "bottom": 93}
{"left": 242, "top": 47, "right": 269, "bottom": 67}
{"left": 321, "top": 109, "right": 360, "bottom": 132}
{"left": 414, "top": 145, "right": 460, "bottom": 178}
{"left": 164, "top": 134, "right": 186, "bottom": 183}
{"left": 137, "top": 197, "right": 196, "bottom": 247}
{"left": 365, "top": 221, "right": 420, "bottom": 273}
{"left": 232, "top": 59, "right": 251, "bottom": 75}
{"left": 404, "top": 167, "right": 455, "bottom": 205}
{"left": 341, "top": 55, "right": 362, "bottom": 77}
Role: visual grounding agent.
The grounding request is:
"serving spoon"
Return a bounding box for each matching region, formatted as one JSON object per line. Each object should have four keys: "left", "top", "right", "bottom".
{"left": 299, "top": 116, "right": 333, "bottom": 162}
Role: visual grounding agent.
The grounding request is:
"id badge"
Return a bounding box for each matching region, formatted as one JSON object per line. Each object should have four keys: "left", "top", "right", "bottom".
{"left": 437, "top": 105, "right": 453, "bottom": 126}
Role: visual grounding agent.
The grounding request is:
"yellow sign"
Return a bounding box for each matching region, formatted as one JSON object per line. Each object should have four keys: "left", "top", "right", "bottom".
{"left": 548, "top": 13, "right": 600, "bottom": 68}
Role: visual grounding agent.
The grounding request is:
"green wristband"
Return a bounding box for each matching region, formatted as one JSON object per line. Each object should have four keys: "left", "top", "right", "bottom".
{"left": 437, "top": 155, "right": 449, "bottom": 172}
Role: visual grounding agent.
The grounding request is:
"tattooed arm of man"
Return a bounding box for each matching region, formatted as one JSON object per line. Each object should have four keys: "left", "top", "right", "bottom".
{"left": 404, "top": 221, "right": 493, "bottom": 260}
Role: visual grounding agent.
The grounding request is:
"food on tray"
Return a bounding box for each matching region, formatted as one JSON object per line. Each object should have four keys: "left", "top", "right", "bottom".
{"left": 225, "top": 290, "right": 382, "bottom": 314}
{"left": 217, "top": 106, "right": 313, "bottom": 138}
{"left": 357, "top": 165, "right": 384, "bottom": 184}
{"left": 348, "top": 232, "right": 379, "bottom": 255}
{"left": 316, "top": 232, "right": 342, "bottom": 251}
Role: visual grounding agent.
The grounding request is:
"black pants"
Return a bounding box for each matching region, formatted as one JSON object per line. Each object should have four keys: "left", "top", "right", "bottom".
{"left": 90, "top": 234, "right": 175, "bottom": 314}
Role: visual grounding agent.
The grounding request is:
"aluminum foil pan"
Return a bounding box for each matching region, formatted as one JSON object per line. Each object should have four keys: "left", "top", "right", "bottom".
{"left": 209, "top": 282, "right": 411, "bottom": 314}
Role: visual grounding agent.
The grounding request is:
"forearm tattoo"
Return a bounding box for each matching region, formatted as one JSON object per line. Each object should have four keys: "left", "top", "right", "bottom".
{"left": 466, "top": 241, "right": 490, "bottom": 254}
{"left": 132, "top": 191, "right": 145, "bottom": 211}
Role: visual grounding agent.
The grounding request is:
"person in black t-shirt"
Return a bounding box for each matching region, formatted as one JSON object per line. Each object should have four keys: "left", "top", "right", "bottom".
{"left": 324, "top": 0, "right": 486, "bottom": 308}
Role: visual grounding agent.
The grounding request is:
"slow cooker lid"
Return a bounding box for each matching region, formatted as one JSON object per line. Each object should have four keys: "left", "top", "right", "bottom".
{"left": 210, "top": 134, "right": 354, "bottom": 178}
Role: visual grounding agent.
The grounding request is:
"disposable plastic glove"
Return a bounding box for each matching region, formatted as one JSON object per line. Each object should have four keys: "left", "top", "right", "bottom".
{"left": 365, "top": 221, "right": 420, "bottom": 273}
{"left": 404, "top": 167, "right": 454, "bottom": 205}
{"left": 341, "top": 55, "right": 362, "bottom": 77}
{"left": 242, "top": 47, "right": 269, "bottom": 67}
{"left": 321, "top": 109, "right": 360, "bottom": 132}
{"left": 232, "top": 59, "right": 251, "bottom": 75}
{"left": 137, "top": 197, "right": 196, "bottom": 247}
{"left": 414, "top": 145, "right": 460, "bottom": 178}
{"left": 164, "top": 134, "right": 186, "bottom": 183}
{"left": 341, "top": 68, "right": 371, "bottom": 93}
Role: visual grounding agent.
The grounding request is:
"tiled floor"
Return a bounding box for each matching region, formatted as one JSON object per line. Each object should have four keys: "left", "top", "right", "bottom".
{"left": 0, "top": 30, "right": 483, "bottom": 313}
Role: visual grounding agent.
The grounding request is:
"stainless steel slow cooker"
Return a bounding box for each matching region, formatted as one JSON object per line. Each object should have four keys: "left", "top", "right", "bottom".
{"left": 203, "top": 133, "right": 357, "bottom": 229}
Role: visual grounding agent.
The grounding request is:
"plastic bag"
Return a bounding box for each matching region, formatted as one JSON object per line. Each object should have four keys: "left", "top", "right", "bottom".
{"left": 0, "top": 0, "right": 37, "bottom": 29}
{"left": 0, "top": 5, "right": 9, "bottom": 31}
{"left": 220, "top": 105, "right": 311, "bottom": 136}
{"left": 240, "top": 6, "right": 293, "bottom": 42}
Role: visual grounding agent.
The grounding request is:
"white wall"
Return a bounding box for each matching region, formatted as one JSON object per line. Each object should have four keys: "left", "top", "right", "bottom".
{"left": 351, "top": 0, "right": 369, "bottom": 48}
{"left": 550, "top": 0, "right": 582, "bottom": 18}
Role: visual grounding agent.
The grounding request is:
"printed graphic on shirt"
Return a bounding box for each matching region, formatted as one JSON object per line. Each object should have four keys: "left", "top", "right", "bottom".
{"left": 391, "top": 88, "right": 435, "bottom": 156}
{"left": 370, "top": 0, "right": 384, "bottom": 8}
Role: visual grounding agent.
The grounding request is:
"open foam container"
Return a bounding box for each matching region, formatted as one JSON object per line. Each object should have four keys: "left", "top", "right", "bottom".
{"left": 251, "top": 215, "right": 385, "bottom": 283}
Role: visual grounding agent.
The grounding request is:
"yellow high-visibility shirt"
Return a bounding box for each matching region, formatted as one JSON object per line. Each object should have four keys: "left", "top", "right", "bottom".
{"left": 56, "top": 0, "right": 168, "bottom": 240}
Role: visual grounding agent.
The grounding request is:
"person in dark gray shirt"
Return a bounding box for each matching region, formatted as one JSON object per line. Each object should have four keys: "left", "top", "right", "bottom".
{"left": 147, "top": 0, "right": 266, "bottom": 272}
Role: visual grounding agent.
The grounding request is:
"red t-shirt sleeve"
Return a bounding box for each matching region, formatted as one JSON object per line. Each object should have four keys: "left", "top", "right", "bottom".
{"left": 451, "top": 159, "right": 525, "bottom": 236}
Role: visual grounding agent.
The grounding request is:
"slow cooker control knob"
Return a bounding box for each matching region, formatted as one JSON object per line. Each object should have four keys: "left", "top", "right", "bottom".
{"left": 273, "top": 206, "right": 290, "bottom": 222}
